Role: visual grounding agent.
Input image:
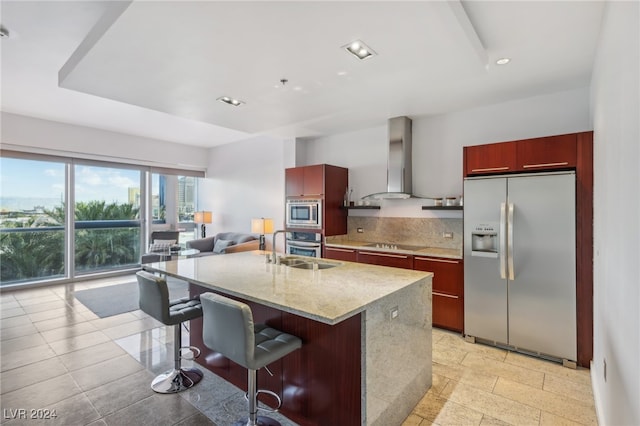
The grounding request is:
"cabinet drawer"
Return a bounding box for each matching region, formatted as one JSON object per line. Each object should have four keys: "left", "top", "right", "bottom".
{"left": 324, "top": 246, "right": 357, "bottom": 262}
{"left": 414, "top": 256, "right": 463, "bottom": 295}
{"left": 357, "top": 251, "right": 413, "bottom": 269}
{"left": 432, "top": 292, "right": 464, "bottom": 332}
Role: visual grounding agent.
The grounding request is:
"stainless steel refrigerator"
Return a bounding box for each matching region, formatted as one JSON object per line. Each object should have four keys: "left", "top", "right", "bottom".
{"left": 463, "top": 171, "right": 576, "bottom": 362}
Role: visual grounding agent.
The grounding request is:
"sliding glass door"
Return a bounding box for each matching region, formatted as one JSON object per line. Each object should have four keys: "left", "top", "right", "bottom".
{"left": 151, "top": 173, "right": 197, "bottom": 245}
{"left": 0, "top": 151, "right": 204, "bottom": 288}
{"left": 0, "top": 156, "right": 67, "bottom": 285}
{"left": 73, "top": 162, "right": 143, "bottom": 275}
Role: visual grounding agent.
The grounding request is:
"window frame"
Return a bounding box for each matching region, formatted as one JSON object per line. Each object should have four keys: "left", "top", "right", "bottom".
{"left": 0, "top": 149, "right": 205, "bottom": 288}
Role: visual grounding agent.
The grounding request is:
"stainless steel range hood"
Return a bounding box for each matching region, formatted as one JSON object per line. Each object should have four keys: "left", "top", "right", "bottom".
{"left": 363, "top": 116, "right": 414, "bottom": 200}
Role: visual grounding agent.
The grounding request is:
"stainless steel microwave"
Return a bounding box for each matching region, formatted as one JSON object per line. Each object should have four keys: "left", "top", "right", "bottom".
{"left": 286, "top": 198, "right": 322, "bottom": 229}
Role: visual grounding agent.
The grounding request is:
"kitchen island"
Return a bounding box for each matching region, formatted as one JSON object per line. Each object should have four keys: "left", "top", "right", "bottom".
{"left": 143, "top": 250, "right": 432, "bottom": 426}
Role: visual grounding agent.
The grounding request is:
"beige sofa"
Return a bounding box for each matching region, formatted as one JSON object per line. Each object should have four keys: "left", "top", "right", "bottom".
{"left": 186, "top": 232, "right": 259, "bottom": 257}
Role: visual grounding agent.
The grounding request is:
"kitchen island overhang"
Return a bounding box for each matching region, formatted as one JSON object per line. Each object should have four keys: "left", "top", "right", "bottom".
{"left": 143, "top": 251, "right": 432, "bottom": 425}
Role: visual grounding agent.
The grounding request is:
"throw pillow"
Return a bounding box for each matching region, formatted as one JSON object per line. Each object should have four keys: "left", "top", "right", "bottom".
{"left": 149, "top": 242, "right": 173, "bottom": 252}
{"left": 154, "top": 239, "right": 176, "bottom": 245}
{"left": 213, "top": 239, "right": 235, "bottom": 254}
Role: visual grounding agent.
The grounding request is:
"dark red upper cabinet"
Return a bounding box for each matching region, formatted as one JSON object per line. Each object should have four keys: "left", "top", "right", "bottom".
{"left": 516, "top": 133, "right": 577, "bottom": 171}
{"left": 302, "top": 165, "right": 324, "bottom": 196}
{"left": 465, "top": 133, "right": 581, "bottom": 177}
{"left": 285, "top": 165, "right": 324, "bottom": 197}
{"left": 464, "top": 142, "right": 517, "bottom": 176}
{"left": 285, "top": 167, "right": 305, "bottom": 197}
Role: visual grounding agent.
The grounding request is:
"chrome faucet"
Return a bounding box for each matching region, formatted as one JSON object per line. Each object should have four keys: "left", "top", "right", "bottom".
{"left": 271, "top": 230, "right": 286, "bottom": 264}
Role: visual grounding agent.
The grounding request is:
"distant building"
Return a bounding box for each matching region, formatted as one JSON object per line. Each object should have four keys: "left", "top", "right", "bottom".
{"left": 178, "top": 176, "right": 196, "bottom": 221}
{"left": 128, "top": 188, "right": 140, "bottom": 207}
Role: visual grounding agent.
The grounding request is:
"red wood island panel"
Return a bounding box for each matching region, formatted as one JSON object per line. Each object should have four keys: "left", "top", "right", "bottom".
{"left": 189, "top": 284, "right": 361, "bottom": 426}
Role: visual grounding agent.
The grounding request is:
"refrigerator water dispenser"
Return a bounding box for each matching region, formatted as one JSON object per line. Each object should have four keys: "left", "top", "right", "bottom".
{"left": 471, "top": 224, "right": 498, "bottom": 258}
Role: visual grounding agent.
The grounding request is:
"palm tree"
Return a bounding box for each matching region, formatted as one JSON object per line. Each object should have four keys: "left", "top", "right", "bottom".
{"left": 73, "top": 201, "right": 140, "bottom": 272}
{"left": 0, "top": 230, "right": 64, "bottom": 283}
{"left": 1, "top": 200, "right": 141, "bottom": 284}
{"left": 44, "top": 204, "right": 64, "bottom": 224}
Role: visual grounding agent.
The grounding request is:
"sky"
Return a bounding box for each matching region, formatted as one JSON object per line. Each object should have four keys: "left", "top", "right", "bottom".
{"left": 0, "top": 157, "right": 140, "bottom": 205}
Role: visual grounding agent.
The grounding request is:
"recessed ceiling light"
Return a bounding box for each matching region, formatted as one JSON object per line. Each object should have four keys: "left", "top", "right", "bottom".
{"left": 342, "top": 39, "right": 376, "bottom": 61}
{"left": 217, "top": 96, "right": 244, "bottom": 106}
{"left": 496, "top": 58, "right": 511, "bottom": 65}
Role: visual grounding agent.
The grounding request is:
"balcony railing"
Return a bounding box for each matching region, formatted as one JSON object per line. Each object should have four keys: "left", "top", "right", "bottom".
{"left": 0, "top": 220, "right": 142, "bottom": 286}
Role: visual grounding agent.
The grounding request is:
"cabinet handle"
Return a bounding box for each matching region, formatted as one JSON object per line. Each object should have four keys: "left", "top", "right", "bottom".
{"left": 470, "top": 166, "right": 510, "bottom": 172}
{"left": 507, "top": 202, "right": 515, "bottom": 281}
{"left": 359, "top": 251, "right": 409, "bottom": 259}
{"left": 415, "top": 257, "right": 459, "bottom": 264}
{"left": 433, "top": 291, "right": 459, "bottom": 299}
{"left": 522, "top": 162, "right": 569, "bottom": 169}
{"left": 326, "top": 247, "right": 356, "bottom": 253}
{"left": 500, "top": 202, "right": 507, "bottom": 280}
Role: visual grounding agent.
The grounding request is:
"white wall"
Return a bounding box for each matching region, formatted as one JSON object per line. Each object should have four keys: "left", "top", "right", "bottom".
{"left": 590, "top": 2, "right": 640, "bottom": 425}
{"left": 414, "top": 88, "right": 591, "bottom": 197}
{"left": 1, "top": 112, "right": 208, "bottom": 171}
{"left": 302, "top": 87, "right": 591, "bottom": 212}
{"left": 201, "top": 134, "right": 289, "bottom": 246}
{"left": 302, "top": 126, "right": 388, "bottom": 201}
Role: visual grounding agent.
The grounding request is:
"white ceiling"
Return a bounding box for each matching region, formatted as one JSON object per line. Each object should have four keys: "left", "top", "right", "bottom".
{"left": 1, "top": 1, "right": 605, "bottom": 148}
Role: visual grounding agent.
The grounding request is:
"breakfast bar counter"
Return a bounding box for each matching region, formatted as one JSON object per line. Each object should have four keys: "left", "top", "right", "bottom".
{"left": 144, "top": 250, "right": 432, "bottom": 425}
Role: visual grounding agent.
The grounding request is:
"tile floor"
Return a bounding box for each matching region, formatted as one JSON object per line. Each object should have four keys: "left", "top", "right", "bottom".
{"left": 0, "top": 275, "right": 597, "bottom": 425}
{"left": 404, "top": 330, "right": 597, "bottom": 426}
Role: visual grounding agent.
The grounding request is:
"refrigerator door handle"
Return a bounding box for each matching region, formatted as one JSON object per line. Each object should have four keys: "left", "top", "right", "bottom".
{"left": 507, "top": 203, "right": 515, "bottom": 280}
{"left": 499, "top": 202, "right": 507, "bottom": 279}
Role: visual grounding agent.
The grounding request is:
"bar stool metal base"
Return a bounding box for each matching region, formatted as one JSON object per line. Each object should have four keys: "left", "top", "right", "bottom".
{"left": 232, "top": 416, "right": 281, "bottom": 426}
{"left": 234, "top": 368, "right": 284, "bottom": 426}
{"left": 151, "top": 367, "right": 203, "bottom": 394}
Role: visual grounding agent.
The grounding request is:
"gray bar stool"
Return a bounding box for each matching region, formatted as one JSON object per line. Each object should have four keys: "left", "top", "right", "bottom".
{"left": 200, "top": 292, "right": 302, "bottom": 426}
{"left": 136, "top": 271, "right": 204, "bottom": 393}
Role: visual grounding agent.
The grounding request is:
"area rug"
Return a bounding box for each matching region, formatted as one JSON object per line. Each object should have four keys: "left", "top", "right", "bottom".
{"left": 74, "top": 278, "right": 190, "bottom": 318}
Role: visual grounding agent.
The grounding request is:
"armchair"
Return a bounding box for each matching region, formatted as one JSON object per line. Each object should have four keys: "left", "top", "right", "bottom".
{"left": 141, "top": 231, "right": 181, "bottom": 264}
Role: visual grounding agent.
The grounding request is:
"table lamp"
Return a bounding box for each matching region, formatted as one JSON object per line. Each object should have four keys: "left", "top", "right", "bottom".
{"left": 194, "top": 211, "right": 212, "bottom": 238}
{"left": 251, "top": 217, "right": 274, "bottom": 250}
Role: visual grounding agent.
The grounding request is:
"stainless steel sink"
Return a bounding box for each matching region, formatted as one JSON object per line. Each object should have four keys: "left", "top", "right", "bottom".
{"left": 289, "top": 262, "right": 338, "bottom": 270}
{"left": 277, "top": 256, "right": 340, "bottom": 270}
{"left": 278, "top": 257, "right": 304, "bottom": 266}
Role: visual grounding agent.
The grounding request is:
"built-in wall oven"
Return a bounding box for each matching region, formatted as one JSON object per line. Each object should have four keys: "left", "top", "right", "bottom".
{"left": 286, "top": 198, "right": 322, "bottom": 229}
{"left": 286, "top": 231, "right": 322, "bottom": 258}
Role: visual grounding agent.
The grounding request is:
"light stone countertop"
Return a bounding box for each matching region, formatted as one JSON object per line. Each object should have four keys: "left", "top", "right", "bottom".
{"left": 324, "top": 239, "right": 462, "bottom": 259}
{"left": 144, "top": 250, "right": 432, "bottom": 325}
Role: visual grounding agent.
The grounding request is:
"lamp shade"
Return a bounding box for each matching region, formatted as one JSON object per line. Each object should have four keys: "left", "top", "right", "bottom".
{"left": 251, "top": 218, "right": 274, "bottom": 234}
{"left": 194, "top": 211, "right": 212, "bottom": 224}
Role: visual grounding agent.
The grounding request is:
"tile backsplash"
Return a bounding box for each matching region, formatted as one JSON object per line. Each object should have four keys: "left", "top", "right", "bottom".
{"left": 341, "top": 217, "right": 462, "bottom": 250}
